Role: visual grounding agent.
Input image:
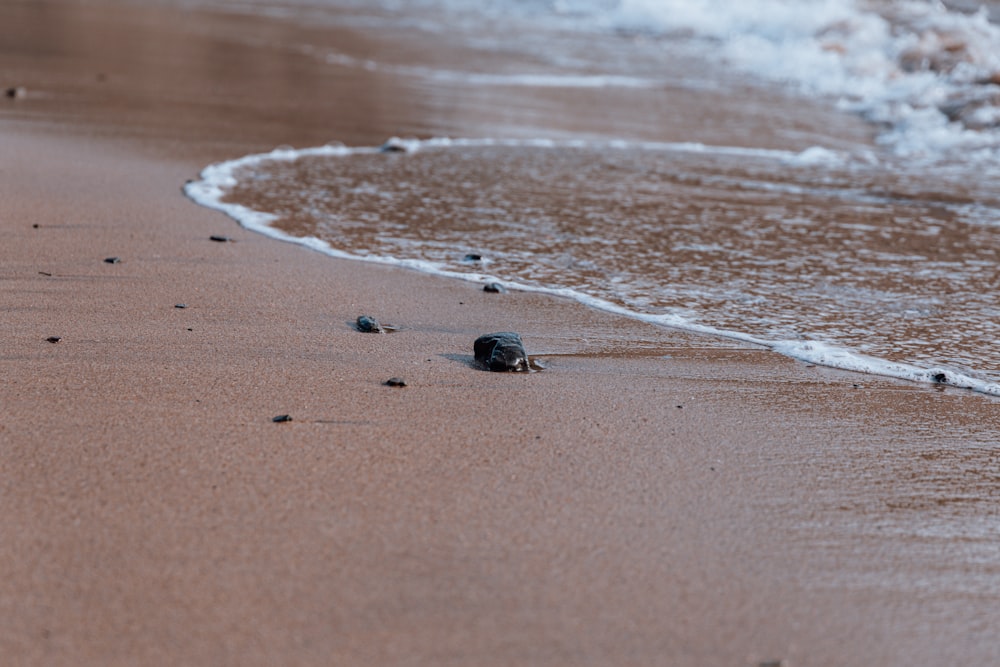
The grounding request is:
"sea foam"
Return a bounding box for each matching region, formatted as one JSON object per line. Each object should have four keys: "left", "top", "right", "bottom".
{"left": 588, "top": 0, "right": 1000, "bottom": 161}
{"left": 366, "top": 0, "right": 1000, "bottom": 162}
{"left": 184, "top": 137, "right": 1000, "bottom": 397}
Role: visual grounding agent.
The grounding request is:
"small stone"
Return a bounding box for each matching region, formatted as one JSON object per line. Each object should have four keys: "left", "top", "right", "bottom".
{"left": 474, "top": 332, "right": 530, "bottom": 372}
{"left": 6, "top": 86, "right": 26, "bottom": 99}
{"left": 483, "top": 282, "right": 507, "bottom": 293}
{"left": 356, "top": 315, "right": 386, "bottom": 333}
{"left": 463, "top": 253, "right": 483, "bottom": 262}
{"left": 45, "top": 336, "right": 61, "bottom": 343}
{"left": 209, "top": 235, "right": 232, "bottom": 243}
{"left": 272, "top": 414, "right": 293, "bottom": 423}
{"left": 385, "top": 377, "right": 407, "bottom": 387}
{"left": 175, "top": 303, "right": 187, "bottom": 309}
{"left": 32, "top": 223, "right": 39, "bottom": 228}
{"left": 380, "top": 139, "right": 408, "bottom": 153}
{"left": 104, "top": 256, "right": 120, "bottom": 264}
{"left": 931, "top": 372, "right": 948, "bottom": 384}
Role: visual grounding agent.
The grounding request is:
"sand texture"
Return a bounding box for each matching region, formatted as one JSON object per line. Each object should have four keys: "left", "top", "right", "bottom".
{"left": 2, "top": 2, "right": 999, "bottom": 665}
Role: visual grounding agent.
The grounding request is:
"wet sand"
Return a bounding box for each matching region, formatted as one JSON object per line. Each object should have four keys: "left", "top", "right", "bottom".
{"left": 2, "top": 2, "right": 999, "bottom": 666}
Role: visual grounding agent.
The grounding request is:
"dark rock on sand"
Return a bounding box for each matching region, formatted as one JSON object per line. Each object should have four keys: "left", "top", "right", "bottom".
{"left": 932, "top": 372, "right": 948, "bottom": 384}
{"left": 463, "top": 253, "right": 483, "bottom": 262}
{"left": 272, "top": 414, "right": 293, "bottom": 423}
{"left": 6, "top": 86, "right": 26, "bottom": 99}
{"left": 385, "top": 377, "right": 407, "bottom": 387}
{"left": 175, "top": 303, "right": 187, "bottom": 309}
{"left": 380, "top": 138, "right": 409, "bottom": 153}
{"left": 483, "top": 282, "right": 507, "bottom": 293}
{"left": 104, "top": 256, "right": 120, "bottom": 264}
{"left": 356, "top": 315, "right": 386, "bottom": 333}
{"left": 46, "top": 336, "right": 61, "bottom": 343}
{"left": 474, "top": 332, "right": 530, "bottom": 372}
{"left": 209, "top": 235, "right": 232, "bottom": 243}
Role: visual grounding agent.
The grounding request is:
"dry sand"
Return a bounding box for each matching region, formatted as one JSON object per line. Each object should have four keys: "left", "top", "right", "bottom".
{"left": 2, "top": 1, "right": 999, "bottom": 665}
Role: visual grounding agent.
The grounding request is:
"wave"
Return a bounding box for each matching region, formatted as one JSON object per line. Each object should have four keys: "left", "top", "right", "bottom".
{"left": 580, "top": 0, "right": 1000, "bottom": 160}
{"left": 184, "top": 137, "right": 1000, "bottom": 397}
{"left": 318, "top": 0, "right": 1000, "bottom": 161}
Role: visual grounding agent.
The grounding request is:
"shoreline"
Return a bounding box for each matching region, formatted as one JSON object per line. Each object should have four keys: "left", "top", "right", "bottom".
{"left": 190, "top": 138, "right": 1000, "bottom": 398}
{"left": 3, "top": 2, "right": 1000, "bottom": 666}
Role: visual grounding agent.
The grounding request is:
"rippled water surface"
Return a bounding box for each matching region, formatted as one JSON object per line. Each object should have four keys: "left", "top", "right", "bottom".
{"left": 217, "top": 140, "right": 1000, "bottom": 382}
{"left": 189, "top": 0, "right": 1000, "bottom": 393}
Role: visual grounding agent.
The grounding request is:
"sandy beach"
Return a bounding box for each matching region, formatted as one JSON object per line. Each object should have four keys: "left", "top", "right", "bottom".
{"left": 3, "top": 1, "right": 999, "bottom": 665}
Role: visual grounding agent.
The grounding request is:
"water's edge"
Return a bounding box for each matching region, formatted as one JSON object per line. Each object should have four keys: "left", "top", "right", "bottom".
{"left": 184, "top": 138, "right": 1000, "bottom": 398}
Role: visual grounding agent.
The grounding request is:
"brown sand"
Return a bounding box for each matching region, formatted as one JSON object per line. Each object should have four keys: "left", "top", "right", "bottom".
{"left": 2, "top": 2, "right": 999, "bottom": 666}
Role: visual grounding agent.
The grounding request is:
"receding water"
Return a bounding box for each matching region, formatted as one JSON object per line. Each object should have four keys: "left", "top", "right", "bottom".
{"left": 187, "top": 0, "right": 1000, "bottom": 394}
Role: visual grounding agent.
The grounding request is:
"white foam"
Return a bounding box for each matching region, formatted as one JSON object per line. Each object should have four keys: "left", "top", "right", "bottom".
{"left": 285, "top": 0, "right": 1000, "bottom": 159}
{"left": 185, "top": 136, "right": 1000, "bottom": 397}
{"left": 278, "top": 0, "right": 1000, "bottom": 159}
{"left": 407, "top": 0, "right": 1000, "bottom": 161}
{"left": 600, "top": 0, "right": 1000, "bottom": 161}
{"left": 781, "top": 145, "right": 846, "bottom": 166}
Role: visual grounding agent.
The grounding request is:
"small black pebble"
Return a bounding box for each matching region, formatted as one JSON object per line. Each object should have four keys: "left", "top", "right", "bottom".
{"left": 676, "top": 405, "right": 683, "bottom": 409}
{"left": 175, "top": 303, "right": 187, "bottom": 309}
{"left": 463, "top": 253, "right": 482, "bottom": 262}
{"left": 483, "top": 282, "right": 507, "bottom": 293}
{"left": 38, "top": 271, "right": 52, "bottom": 277}
{"left": 104, "top": 257, "right": 120, "bottom": 264}
{"left": 46, "top": 336, "right": 61, "bottom": 343}
{"left": 32, "top": 223, "right": 39, "bottom": 229}
{"left": 209, "top": 235, "right": 232, "bottom": 243}
{"left": 6, "top": 86, "right": 27, "bottom": 99}
{"left": 932, "top": 372, "right": 948, "bottom": 383}
{"left": 356, "top": 315, "right": 386, "bottom": 333}
{"left": 187, "top": 328, "right": 193, "bottom": 331}
{"left": 272, "top": 414, "right": 293, "bottom": 423}
{"left": 385, "top": 377, "right": 407, "bottom": 387}
{"left": 474, "top": 332, "right": 530, "bottom": 372}
{"left": 379, "top": 137, "right": 409, "bottom": 153}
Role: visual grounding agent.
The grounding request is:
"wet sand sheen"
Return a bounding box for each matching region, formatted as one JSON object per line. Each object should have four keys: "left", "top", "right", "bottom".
{"left": 218, "top": 140, "right": 1000, "bottom": 386}
{"left": 195, "top": 0, "right": 1000, "bottom": 391}
{"left": 2, "top": 1, "right": 1000, "bottom": 666}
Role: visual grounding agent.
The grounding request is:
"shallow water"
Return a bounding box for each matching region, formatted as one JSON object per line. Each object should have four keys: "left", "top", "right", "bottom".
{"left": 187, "top": 0, "right": 1000, "bottom": 394}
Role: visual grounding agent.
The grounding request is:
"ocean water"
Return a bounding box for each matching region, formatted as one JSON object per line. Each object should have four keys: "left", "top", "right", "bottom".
{"left": 186, "top": 0, "right": 1000, "bottom": 395}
